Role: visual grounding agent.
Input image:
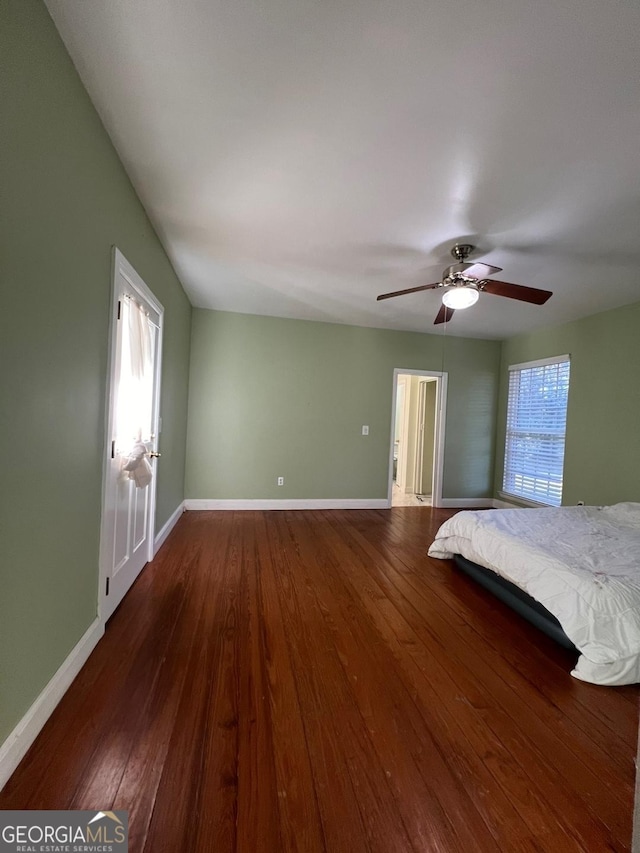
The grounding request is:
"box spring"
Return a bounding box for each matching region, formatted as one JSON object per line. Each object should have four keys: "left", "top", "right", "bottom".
{"left": 453, "top": 554, "right": 577, "bottom": 652}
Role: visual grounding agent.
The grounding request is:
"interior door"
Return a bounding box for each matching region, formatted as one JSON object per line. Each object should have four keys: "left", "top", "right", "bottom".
{"left": 100, "top": 249, "right": 163, "bottom": 622}
{"left": 414, "top": 380, "right": 428, "bottom": 495}
{"left": 394, "top": 380, "right": 407, "bottom": 487}
{"left": 416, "top": 380, "right": 437, "bottom": 496}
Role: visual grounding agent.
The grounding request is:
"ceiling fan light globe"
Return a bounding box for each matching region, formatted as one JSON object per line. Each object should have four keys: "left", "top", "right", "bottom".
{"left": 442, "top": 286, "right": 479, "bottom": 310}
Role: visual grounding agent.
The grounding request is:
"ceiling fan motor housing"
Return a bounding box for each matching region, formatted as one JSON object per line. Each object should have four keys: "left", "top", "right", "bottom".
{"left": 444, "top": 262, "right": 479, "bottom": 281}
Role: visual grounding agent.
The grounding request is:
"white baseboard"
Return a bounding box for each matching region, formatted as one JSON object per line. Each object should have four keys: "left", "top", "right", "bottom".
{"left": 185, "top": 498, "right": 518, "bottom": 512}
{"left": 184, "top": 498, "right": 518, "bottom": 511}
{"left": 0, "top": 618, "right": 104, "bottom": 792}
{"left": 154, "top": 501, "right": 185, "bottom": 555}
{"left": 184, "top": 498, "right": 390, "bottom": 511}
{"left": 439, "top": 498, "right": 496, "bottom": 508}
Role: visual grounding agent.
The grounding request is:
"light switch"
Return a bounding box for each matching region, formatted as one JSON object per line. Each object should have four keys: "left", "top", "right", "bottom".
{"left": 362, "top": 425, "right": 369, "bottom": 435}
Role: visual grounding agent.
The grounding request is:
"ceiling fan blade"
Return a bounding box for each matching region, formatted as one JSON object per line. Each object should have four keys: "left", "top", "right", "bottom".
{"left": 434, "top": 304, "right": 455, "bottom": 325}
{"left": 460, "top": 262, "right": 502, "bottom": 279}
{"left": 482, "top": 280, "right": 553, "bottom": 305}
{"left": 376, "top": 283, "right": 440, "bottom": 301}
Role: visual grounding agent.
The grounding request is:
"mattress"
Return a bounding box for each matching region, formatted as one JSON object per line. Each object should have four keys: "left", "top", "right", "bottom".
{"left": 428, "top": 503, "right": 640, "bottom": 686}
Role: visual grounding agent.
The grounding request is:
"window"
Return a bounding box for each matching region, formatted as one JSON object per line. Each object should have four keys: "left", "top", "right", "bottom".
{"left": 503, "top": 355, "right": 570, "bottom": 507}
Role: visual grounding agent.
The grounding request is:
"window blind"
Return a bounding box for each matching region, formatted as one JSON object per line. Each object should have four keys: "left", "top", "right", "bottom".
{"left": 503, "top": 356, "right": 570, "bottom": 507}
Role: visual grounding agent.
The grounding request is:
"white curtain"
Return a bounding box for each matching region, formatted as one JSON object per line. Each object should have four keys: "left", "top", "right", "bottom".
{"left": 115, "top": 297, "right": 155, "bottom": 455}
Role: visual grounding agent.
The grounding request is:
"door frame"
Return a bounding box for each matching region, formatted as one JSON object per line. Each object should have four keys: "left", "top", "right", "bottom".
{"left": 387, "top": 368, "right": 448, "bottom": 507}
{"left": 98, "top": 247, "right": 164, "bottom": 624}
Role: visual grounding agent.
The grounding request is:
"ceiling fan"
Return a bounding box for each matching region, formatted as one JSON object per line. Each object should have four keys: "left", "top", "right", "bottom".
{"left": 376, "top": 244, "right": 553, "bottom": 324}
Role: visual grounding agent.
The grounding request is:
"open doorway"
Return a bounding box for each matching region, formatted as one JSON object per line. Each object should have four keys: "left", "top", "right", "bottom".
{"left": 389, "top": 369, "right": 447, "bottom": 507}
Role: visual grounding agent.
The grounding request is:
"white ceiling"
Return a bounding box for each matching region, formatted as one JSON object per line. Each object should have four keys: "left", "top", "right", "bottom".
{"left": 45, "top": 0, "right": 640, "bottom": 339}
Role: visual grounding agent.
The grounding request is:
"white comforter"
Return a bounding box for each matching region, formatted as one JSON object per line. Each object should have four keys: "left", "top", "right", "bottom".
{"left": 428, "top": 503, "right": 640, "bottom": 686}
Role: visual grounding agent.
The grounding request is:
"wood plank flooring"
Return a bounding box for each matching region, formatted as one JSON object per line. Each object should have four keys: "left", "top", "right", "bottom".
{"left": 1, "top": 508, "right": 637, "bottom": 851}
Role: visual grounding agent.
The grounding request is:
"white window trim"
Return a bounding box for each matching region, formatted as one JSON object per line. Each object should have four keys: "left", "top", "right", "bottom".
{"left": 508, "top": 354, "right": 570, "bottom": 371}
{"left": 503, "top": 354, "right": 571, "bottom": 508}
{"left": 498, "top": 490, "right": 555, "bottom": 509}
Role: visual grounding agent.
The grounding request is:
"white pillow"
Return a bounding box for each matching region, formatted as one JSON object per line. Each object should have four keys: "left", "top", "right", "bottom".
{"left": 602, "top": 502, "right": 640, "bottom": 526}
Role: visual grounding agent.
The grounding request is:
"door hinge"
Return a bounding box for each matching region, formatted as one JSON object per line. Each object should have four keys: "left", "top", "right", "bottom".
{"left": 106, "top": 577, "right": 110, "bottom": 596}
{"left": 111, "top": 439, "right": 116, "bottom": 459}
{"left": 117, "top": 300, "right": 121, "bottom": 320}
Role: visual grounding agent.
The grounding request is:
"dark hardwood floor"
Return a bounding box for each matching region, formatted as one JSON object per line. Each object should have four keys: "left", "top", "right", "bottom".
{"left": 2, "top": 508, "right": 637, "bottom": 851}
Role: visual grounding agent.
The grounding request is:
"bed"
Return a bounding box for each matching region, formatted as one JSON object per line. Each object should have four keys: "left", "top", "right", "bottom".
{"left": 428, "top": 502, "right": 640, "bottom": 686}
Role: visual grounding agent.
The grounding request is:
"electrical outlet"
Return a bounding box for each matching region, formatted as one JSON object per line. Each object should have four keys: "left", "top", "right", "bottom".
{"left": 361, "top": 425, "right": 369, "bottom": 435}
{"left": 277, "top": 476, "right": 284, "bottom": 486}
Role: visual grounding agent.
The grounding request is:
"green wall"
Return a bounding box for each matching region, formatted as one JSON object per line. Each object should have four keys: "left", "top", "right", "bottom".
{"left": 186, "top": 310, "right": 501, "bottom": 501}
{"left": 494, "top": 300, "right": 640, "bottom": 506}
{"left": 0, "top": 1, "right": 191, "bottom": 744}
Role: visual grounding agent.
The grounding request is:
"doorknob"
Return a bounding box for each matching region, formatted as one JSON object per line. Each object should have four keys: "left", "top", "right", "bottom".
{"left": 149, "top": 451, "right": 162, "bottom": 458}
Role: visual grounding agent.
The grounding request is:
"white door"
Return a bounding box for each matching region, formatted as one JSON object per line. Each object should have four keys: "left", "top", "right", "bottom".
{"left": 100, "top": 249, "right": 163, "bottom": 622}
{"left": 414, "top": 380, "right": 428, "bottom": 495}
{"left": 394, "top": 379, "right": 407, "bottom": 488}
{"left": 414, "top": 380, "right": 437, "bottom": 497}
